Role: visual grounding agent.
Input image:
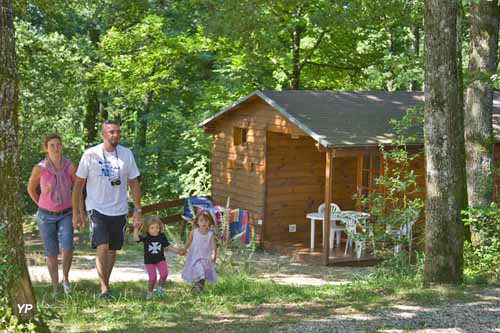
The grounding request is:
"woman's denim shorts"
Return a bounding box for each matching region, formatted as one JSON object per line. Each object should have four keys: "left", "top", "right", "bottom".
{"left": 36, "top": 208, "right": 74, "bottom": 257}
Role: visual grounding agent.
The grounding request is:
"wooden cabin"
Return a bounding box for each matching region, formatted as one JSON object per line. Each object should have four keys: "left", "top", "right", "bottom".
{"left": 199, "top": 90, "right": 500, "bottom": 265}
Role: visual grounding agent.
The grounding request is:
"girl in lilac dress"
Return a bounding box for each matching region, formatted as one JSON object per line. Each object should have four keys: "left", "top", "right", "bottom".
{"left": 181, "top": 210, "right": 217, "bottom": 292}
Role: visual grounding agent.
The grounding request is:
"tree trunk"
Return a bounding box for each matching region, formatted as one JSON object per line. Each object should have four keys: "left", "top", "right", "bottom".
{"left": 83, "top": 28, "right": 100, "bottom": 145}
{"left": 386, "top": 30, "right": 394, "bottom": 91}
{"left": 457, "top": 4, "right": 472, "bottom": 243}
{"left": 464, "top": 0, "right": 499, "bottom": 237}
{"left": 100, "top": 91, "right": 108, "bottom": 121}
{"left": 409, "top": 25, "right": 420, "bottom": 91}
{"left": 84, "top": 86, "right": 99, "bottom": 145}
{"left": 423, "top": 0, "right": 465, "bottom": 285}
{"left": 290, "top": 27, "right": 301, "bottom": 90}
{"left": 0, "top": 1, "right": 48, "bottom": 330}
{"left": 136, "top": 91, "right": 152, "bottom": 147}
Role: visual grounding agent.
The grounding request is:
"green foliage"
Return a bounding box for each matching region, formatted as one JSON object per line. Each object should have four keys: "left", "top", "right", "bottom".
{"left": 91, "top": 14, "right": 221, "bottom": 202}
{"left": 360, "top": 0, "right": 424, "bottom": 90}
{"left": 0, "top": 307, "right": 37, "bottom": 333}
{"left": 462, "top": 203, "right": 500, "bottom": 280}
{"left": 15, "top": 19, "right": 87, "bottom": 212}
{"left": 356, "top": 106, "right": 424, "bottom": 260}
{"left": 377, "top": 250, "right": 425, "bottom": 278}
{"left": 217, "top": 217, "right": 258, "bottom": 276}
{"left": 14, "top": 0, "right": 428, "bottom": 209}
{"left": 0, "top": 225, "right": 55, "bottom": 333}
{"left": 198, "top": 0, "right": 410, "bottom": 90}
{"left": 0, "top": 304, "right": 57, "bottom": 333}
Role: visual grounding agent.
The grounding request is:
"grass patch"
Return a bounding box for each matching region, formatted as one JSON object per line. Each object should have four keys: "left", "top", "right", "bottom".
{"left": 36, "top": 276, "right": 323, "bottom": 332}
{"left": 32, "top": 267, "right": 488, "bottom": 332}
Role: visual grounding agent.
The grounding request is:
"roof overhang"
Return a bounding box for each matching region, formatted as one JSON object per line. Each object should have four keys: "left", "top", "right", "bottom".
{"left": 198, "top": 90, "right": 335, "bottom": 148}
{"left": 200, "top": 90, "right": 500, "bottom": 147}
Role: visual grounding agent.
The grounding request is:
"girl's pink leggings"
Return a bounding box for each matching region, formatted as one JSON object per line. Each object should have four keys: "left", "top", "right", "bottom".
{"left": 145, "top": 260, "right": 168, "bottom": 289}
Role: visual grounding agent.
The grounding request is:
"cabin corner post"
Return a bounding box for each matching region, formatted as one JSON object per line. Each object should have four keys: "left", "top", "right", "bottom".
{"left": 355, "top": 154, "right": 363, "bottom": 211}
{"left": 323, "top": 149, "right": 334, "bottom": 265}
{"left": 260, "top": 126, "right": 269, "bottom": 247}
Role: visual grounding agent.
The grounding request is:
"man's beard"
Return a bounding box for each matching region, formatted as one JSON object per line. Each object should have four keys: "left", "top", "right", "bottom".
{"left": 110, "top": 140, "right": 119, "bottom": 147}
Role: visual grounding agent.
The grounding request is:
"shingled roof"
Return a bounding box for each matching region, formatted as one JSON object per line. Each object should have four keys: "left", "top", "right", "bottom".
{"left": 199, "top": 90, "right": 500, "bottom": 148}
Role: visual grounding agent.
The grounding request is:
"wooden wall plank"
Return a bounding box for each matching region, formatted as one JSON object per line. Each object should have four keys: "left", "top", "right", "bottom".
{"left": 209, "top": 99, "right": 358, "bottom": 246}
{"left": 264, "top": 132, "right": 324, "bottom": 244}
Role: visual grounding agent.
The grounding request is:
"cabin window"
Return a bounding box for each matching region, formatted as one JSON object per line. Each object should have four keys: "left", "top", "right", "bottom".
{"left": 233, "top": 127, "right": 247, "bottom": 146}
{"left": 358, "top": 154, "right": 382, "bottom": 197}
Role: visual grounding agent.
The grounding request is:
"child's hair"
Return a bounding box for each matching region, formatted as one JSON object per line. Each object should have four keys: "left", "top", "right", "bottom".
{"left": 193, "top": 210, "right": 215, "bottom": 228}
{"left": 143, "top": 216, "right": 164, "bottom": 235}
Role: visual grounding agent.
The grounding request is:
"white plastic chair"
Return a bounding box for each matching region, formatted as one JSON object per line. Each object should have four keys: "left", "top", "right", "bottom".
{"left": 318, "top": 203, "right": 345, "bottom": 249}
{"left": 388, "top": 209, "right": 419, "bottom": 255}
{"left": 343, "top": 215, "right": 358, "bottom": 256}
{"left": 343, "top": 212, "right": 371, "bottom": 259}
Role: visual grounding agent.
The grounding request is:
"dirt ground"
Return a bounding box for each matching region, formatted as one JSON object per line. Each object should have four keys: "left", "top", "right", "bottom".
{"left": 27, "top": 238, "right": 374, "bottom": 286}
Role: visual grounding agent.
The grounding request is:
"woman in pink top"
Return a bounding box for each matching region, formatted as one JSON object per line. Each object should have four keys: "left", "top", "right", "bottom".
{"left": 27, "top": 134, "right": 78, "bottom": 295}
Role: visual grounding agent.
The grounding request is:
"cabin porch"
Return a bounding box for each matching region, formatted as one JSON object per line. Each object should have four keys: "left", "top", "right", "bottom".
{"left": 262, "top": 241, "right": 379, "bottom": 266}
{"left": 263, "top": 131, "right": 382, "bottom": 265}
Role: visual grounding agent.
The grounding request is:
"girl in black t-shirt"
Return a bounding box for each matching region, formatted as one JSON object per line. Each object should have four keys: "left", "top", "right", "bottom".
{"left": 133, "top": 216, "right": 183, "bottom": 300}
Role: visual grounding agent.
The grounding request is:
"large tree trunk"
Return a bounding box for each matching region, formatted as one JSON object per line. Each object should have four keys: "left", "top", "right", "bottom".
{"left": 0, "top": 1, "right": 48, "bottom": 330}
{"left": 423, "top": 0, "right": 465, "bottom": 285}
{"left": 464, "top": 0, "right": 499, "bottom": 234}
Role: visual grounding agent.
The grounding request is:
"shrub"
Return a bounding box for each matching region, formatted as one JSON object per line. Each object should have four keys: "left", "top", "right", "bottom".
{"left": 355, "top": 106, "right": 424, "bottom": 262}
{"left": 462, "top": 203, "right": 500, "bottom": 280}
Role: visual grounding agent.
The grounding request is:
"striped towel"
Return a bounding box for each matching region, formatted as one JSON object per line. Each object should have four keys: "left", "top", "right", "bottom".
{"left": 229, "top": 209, "right": 250, "bottom": 245}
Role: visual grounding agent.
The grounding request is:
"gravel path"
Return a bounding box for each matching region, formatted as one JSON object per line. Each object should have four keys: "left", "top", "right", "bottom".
{"left": 272, "top": 287, "right": 500, "bottom": 333}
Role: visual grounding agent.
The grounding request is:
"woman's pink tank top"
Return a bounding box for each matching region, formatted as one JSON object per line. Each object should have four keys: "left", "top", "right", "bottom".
{"left": 38, "top": 161, "right": 73, "bottom": 211}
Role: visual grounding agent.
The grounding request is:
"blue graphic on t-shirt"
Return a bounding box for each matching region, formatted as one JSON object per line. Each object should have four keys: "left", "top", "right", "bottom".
{"left": 98, "top": 160, "right": 119, "bottom": 179}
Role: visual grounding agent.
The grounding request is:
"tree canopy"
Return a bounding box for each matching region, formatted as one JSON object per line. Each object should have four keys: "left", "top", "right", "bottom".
{"left": 12, "top": 0, "right": 432, "bottom": 208}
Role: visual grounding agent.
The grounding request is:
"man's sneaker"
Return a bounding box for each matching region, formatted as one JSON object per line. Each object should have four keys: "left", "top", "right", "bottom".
{"left": 99, "top": 291, "right": 112, "bottom": 299}
{"left": 155, "top": 287, "right": 166, "bottom": 298}
{"left": 62, "top": 280, "right": 71, "bottom": 295}
{"left": 146, "top": 291, "right": 154, "bottom": 300}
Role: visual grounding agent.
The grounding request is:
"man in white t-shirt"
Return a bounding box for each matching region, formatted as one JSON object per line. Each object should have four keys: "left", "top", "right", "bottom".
{"left": 72, "top": 120, "right": 143, "bottom": 298}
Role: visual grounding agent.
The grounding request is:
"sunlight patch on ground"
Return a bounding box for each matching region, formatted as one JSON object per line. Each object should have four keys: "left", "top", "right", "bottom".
{"left": 383, "top": 304, "right": 431, "bottom": 320}
{"left": 259, "top": 272, "right": 351, "bottom": 286}
{"left": 28, "top": 265, "right": 184, "bottom": 282}
{"left": 339, "top": 313, "right": 378, "bottom": 320}
{"left": 392, "top": 304, "right": 425, "bottom": 311}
